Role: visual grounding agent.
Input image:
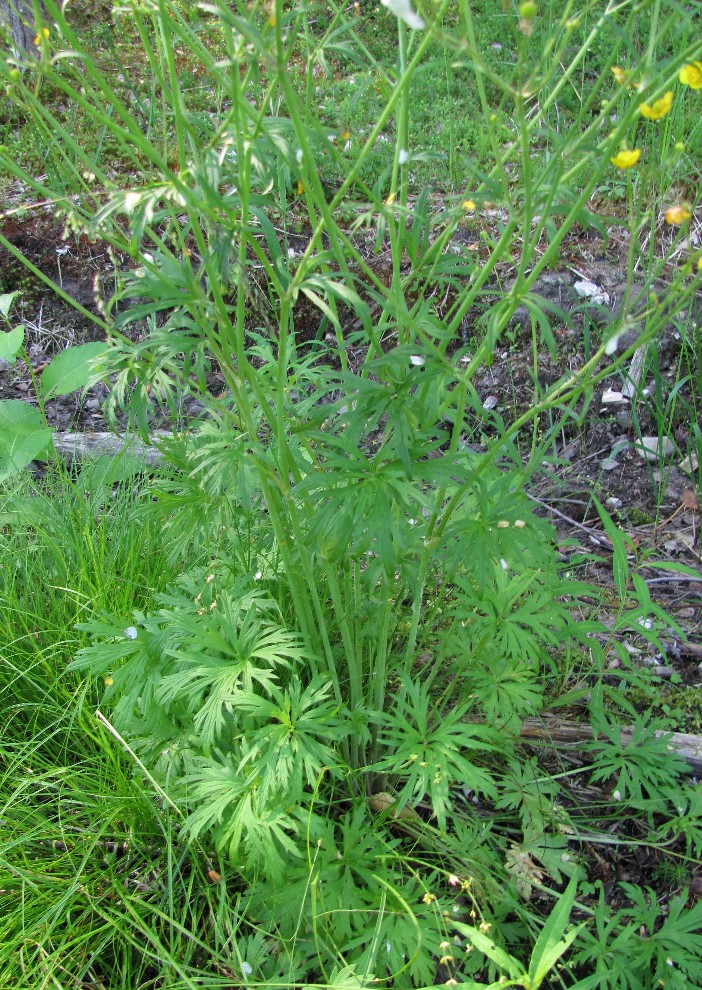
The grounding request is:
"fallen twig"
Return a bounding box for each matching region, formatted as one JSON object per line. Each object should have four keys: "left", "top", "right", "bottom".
{"left": 51, "top": 431, "right": 172, "bottom": 466}
{"left": 512, "top": 717, "right": 702, "bottom": 775}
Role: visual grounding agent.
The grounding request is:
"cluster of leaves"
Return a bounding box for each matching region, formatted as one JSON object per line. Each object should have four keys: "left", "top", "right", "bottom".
{"left": 1, "top": 0, "right": 702, "bottom": 987}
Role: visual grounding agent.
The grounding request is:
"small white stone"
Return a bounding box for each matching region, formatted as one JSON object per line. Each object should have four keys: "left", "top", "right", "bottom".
{"left": 574, "top": 279, "right": 610, "bottom": 305}
{"left": 636, "top": 436, "right": 675, "bottom": 462}
{"left": 601, "top": 388, "right": 627, "bottom": 404}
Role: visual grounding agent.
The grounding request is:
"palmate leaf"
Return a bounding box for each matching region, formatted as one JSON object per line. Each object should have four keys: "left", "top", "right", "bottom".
{"left": 233, "top": 677, "right": 346, "bottom": 799}
{"left": 585, "top": 708, "right": 688, "bottom": 802}
{"left": 244, "top": 808, "right": 440, "bottom": 985}
{"left": 154, "top": 594, "right": 307, "bottom": 750}
{"left": 182, "top": 758, "right": 247, "bottom": 842}
{"left": 184, "top": 757, "right": 302, "bottom": 878}
{"left": 373, "top": 676, "right": 500, "bottom": 830}
{"left": 450, "top": 562, "right": 604, "bottom": 683}
{"left": 74, "top": 580, "right": 306, "bottom": 754}
{"left": 575, "top": 884, "right": 702, "bottom": 989}
{"left": 72, "top": 613, "right": 172, "bottom": 743}
{"left": 245, "top": 808, "right": 385, "bottom": 941}
{"left": 439, "top": 470, "right": 555, "bottom": 584}
{"left": 657, "top": 786, "right": 702, "bottom": 857}
{"left": 159, "top": 655, "right": 281, "bottom": 748}
{"left": 296, "top": 449, "right": 436, "bottom": 570}
{"left": 466, "top": 661, "right": 544, "bottom": 722}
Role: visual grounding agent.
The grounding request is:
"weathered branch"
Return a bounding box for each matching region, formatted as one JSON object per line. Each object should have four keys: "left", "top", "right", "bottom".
{"left": 51, "top": 431, "right": 171, "bottom": 467}
{"left": 516, "top": 717, "right": 702, "bottom": 775}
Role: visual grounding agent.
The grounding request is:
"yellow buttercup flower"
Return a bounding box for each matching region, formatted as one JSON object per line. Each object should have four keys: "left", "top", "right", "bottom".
{"left": 462, "top": 199, "right": 476, "bottom": 212}
{"left": 296, "top": 180, "right": 304, "bottom": 195}
{"left": 640, "top": 90, "right": 673, "bottom": 120}
{"left": 665, "top": 205, "right": 692, "bottom": 225}
{"left": 611, "top": 66, "right": 626, "bottom": 85}
{"left": 33, "top": 26, "right": 49, "bottom": 45}
{"left": 610, "top": 149, "right": 641, "bottom": 169}
{"left": 679, "top": 62, "right": 702, "bottom": 89}
{"left": 698, "top": 257, "right": 702, "bottom": 271}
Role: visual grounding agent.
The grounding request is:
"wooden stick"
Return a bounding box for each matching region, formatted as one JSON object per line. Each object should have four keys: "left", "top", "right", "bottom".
{"left": 513, "top": 717, "right": 702, "bottom": 775}
{"left": 51, "top": 431, "right": 172, "bottom": 466}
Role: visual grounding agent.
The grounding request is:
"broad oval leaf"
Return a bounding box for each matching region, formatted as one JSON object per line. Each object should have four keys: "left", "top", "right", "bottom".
{"left": 0, "top": 399, "right": 53, "bottom": 480}
{"left": 40, "top": 342, "right": 109, "bottom": 399}
{"left": 0, "top": 291, "right": 18, "bottom": 319}
{"left": 0, "top": 324, "right": 25, "bottom": 363}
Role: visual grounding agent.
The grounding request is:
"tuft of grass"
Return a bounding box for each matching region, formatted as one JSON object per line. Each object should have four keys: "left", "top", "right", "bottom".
{"left": 0, "top": 461, "right": 244, "bottom": 989}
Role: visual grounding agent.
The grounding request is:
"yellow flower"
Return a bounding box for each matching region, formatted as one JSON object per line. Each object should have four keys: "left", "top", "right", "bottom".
{"left": 296, "top": 180, "right": 304, "bottom": 195}
{"left": 665, "top": 205, "right": 692, "bottom": 225}
{"left": 639, "top": 90, "right": 673, "bottom": 120}
{"left": 611, "top": 66, "right": 626, "bottom": 84}
{"left": 698, "top": 257, "right": 702, "bottom": 272}
{"left": 462, "top": 199, "right": 476, "bottom": 212}
{"left": 385, "top": 192, "right": 396, "bottom": 206}
{"left": 341, "top": 129, "right": 351, "bottom": 141}
{"left": 610, "top": 148, "right": 641, "bottom": 169}
{"left": 33, "top": 26, "right": 49, "bottom": 45}
{"left": 679, "top": 62, "right": 702, "bottom": 89}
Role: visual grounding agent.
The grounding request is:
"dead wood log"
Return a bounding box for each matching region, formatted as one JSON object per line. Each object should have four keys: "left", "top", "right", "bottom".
{"left": 515, "top": 718, "right": 702, "bottom": 775}
{"left": 51, "top": 431, "right": 172, "bottom": 467}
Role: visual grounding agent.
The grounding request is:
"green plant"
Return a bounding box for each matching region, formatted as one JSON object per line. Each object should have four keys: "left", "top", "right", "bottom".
{"left": 0, "top": 290, "right": 107, "bottom": 479}
{"left": 573, "top": 882, "right": 702, "bottom": 990}
{"left": 2, "top": 0, "right": 702, "bottom": 986}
